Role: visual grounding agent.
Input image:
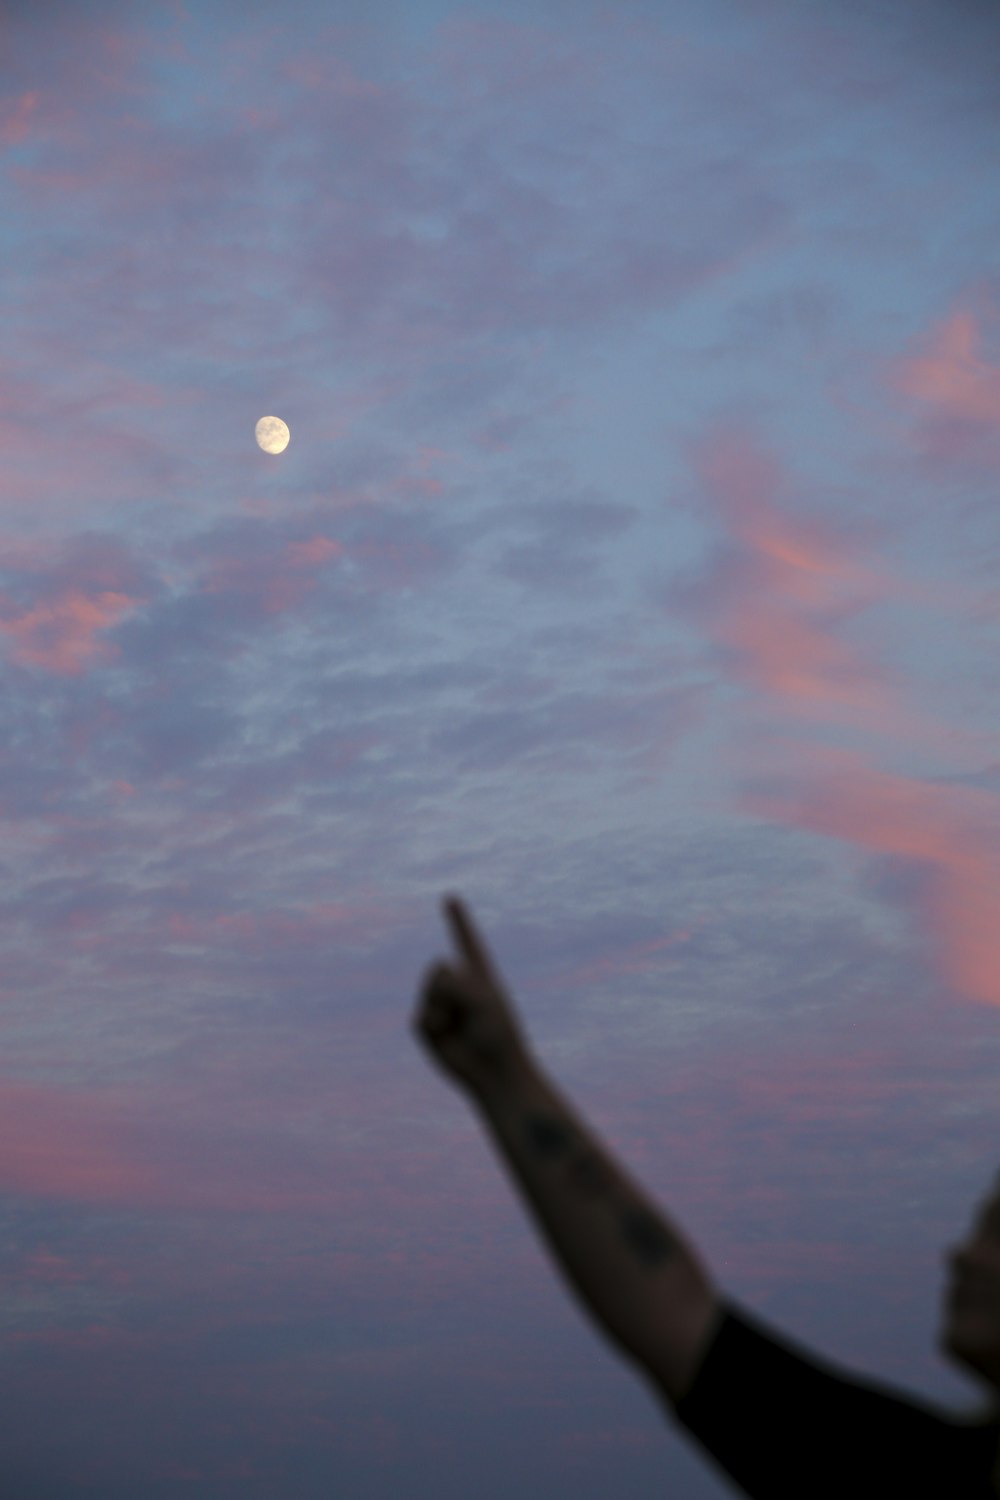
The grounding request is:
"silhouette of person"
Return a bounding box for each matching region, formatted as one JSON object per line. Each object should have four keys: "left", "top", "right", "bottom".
{"left": 416, "top": 896, "right": 1000, "bottom": 1498}
{"left": 666, "top": 1187, "right": 1000, "bottom": 1499}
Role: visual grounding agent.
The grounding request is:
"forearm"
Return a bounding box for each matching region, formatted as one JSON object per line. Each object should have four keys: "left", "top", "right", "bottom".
{"left": 471, "top": 1059, "right": 713, "bottom": 1378}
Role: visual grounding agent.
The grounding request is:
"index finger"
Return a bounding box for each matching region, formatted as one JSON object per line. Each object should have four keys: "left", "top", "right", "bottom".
{"left": 442, "top": 894, "right": 494, "bottom": 978}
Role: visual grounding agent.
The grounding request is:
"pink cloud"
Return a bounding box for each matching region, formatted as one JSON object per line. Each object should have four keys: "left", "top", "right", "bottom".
{"left": 0, "top": 90, "right": 39, "bottom": 145}
{"left": 672, "top": 422, "right": 899, "bottom": 715}
{"left": 740, "top": 745, "right": 1000, "bottom": 1009}
{"left": 0, "top": 587, "right": 139, "bottom": 675}
{"left": 0, "top": 1083, "right": 149, "bottom": 1202}
{"left": 892, "top": 306, "right": 1000, "bottom": 426}
{"left": 199, "top": 534, "right": 346, "bottom": 618}
{"left": 660, "top": 416, "right": 1000, "bottom": 1011}
{"left": 0, "top": 1069, "right": 356, "bottom": 1217}
{"left": 285, "top": 535, "right": 343, "bottom": 567}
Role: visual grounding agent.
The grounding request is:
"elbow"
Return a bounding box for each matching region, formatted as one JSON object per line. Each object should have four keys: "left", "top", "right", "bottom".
{"left": 641, "top": 1271, "right": 723, "bottom": 1404}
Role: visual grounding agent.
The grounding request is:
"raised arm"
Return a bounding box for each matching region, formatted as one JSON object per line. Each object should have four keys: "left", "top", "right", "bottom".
{"left": 413, "top": 894, "right": 722, "bottom": 1403}
{"left": 475, "top": 1056, "right": 721, "bottom": 1400}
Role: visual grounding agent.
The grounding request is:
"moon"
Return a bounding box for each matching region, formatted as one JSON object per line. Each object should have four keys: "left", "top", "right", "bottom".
{"left": 255, "top": 415, "right": 290, "bottom": 454}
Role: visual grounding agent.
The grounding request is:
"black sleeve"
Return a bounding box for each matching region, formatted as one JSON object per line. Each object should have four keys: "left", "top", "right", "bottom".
{"left": 669, "top": 1295, "right": 998, "bottom": 1500}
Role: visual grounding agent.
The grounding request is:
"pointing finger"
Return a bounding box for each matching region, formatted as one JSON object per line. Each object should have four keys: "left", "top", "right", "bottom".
{"left": 442, "top": 894, "right": 494, "bottom": 979}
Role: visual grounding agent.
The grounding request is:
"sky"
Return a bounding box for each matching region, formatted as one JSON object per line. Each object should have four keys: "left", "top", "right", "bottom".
{"left": 3, "top": 0, "right": 1000, "bottom": 1495}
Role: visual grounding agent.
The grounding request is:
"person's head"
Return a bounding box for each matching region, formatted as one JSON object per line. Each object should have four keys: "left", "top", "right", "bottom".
{"left": 940, "top": 1171, "right": 1000, "bottom": 1416}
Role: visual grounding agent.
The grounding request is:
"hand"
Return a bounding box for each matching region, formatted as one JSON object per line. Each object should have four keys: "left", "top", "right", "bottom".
{"left": 413, "top": 895, "right": 536, "bottom": 1098}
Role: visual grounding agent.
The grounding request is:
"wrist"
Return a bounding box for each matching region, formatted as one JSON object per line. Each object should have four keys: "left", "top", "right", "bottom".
{"left": 470, "top": 1049, "right": 547, "bottom": 1116}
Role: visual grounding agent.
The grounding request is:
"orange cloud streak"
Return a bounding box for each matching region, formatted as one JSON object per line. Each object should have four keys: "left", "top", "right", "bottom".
{"left": 892, "top": 308, "right": 1000, "bottom": 425}
{"left": 683, "top": 398, "right": 1000, "bottom": 1009}
{"left": 740, "top": 748, "right": 1000, "bottom": 1007}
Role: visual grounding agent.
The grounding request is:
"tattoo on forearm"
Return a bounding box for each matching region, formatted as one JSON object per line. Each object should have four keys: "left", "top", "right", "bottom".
{"left": 524, "top": 1111, "right": 678, "bottom": 1266}
{"left": 525, "top": 1114, "right": 613, "bottom": 1194}
{"left": 525, "top": 1112, "right": 577, "bottom": 1160}
{"left": 619, "top": 1206, "right": 680, "bottom": 1267}
{"left": 569, "top": 1147, "right": 615, "bottom": 1198}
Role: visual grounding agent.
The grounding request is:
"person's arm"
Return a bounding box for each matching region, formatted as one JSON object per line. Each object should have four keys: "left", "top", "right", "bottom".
{"left": 472, "top": 1058, "right": 722, "bottom": 1401}
{"left": 414, "top": 895, "right": 721, "bottom": 1404}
